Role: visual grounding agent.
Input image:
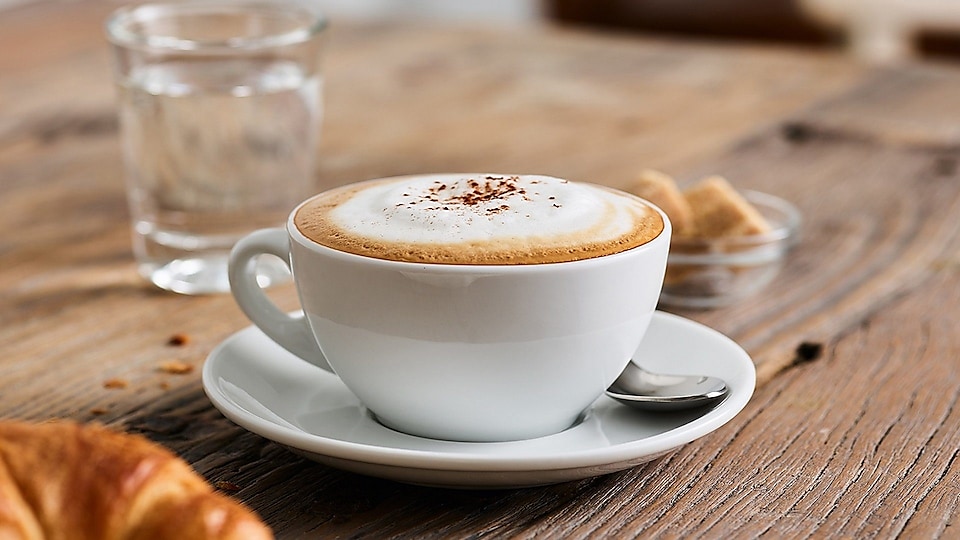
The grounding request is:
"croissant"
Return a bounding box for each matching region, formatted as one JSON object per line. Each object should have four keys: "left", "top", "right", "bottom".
{"left": 0, "top": 420, "right": 272, "bottom": 540}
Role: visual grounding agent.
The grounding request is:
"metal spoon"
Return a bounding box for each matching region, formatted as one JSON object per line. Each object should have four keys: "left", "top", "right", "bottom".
{"left": 606, "top": 362, "right": 729, "bottom": 411}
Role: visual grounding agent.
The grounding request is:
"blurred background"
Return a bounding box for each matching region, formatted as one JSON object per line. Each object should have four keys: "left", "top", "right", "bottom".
{"left": 3, "top": 0, "right": 960, "bottom": 64}
{"left": 549, "top": 0, "right": 960, "bottom": 64}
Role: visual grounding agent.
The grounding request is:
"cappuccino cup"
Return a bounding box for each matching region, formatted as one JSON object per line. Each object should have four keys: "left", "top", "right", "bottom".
{"left": 229, "top": 174, "right": 670, "bottom": 442}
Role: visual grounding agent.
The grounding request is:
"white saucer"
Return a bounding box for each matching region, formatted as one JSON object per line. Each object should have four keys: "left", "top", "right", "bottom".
{"left": 202, "top": 312, "right": 755, "bottom": 489}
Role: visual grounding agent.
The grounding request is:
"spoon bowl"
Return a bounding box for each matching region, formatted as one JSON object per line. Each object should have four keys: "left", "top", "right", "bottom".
{"left": 606, "top": 362, "right": 729, "bottom": 411}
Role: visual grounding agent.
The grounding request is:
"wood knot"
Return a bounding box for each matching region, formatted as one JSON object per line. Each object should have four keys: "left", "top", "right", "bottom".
{"left": 792, "top": 341, "right": 824, "bottom": 367}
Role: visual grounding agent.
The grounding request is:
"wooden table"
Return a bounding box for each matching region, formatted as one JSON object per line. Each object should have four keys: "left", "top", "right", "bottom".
{"left": 3, "top": 1, "right": 959, "bottom": 537}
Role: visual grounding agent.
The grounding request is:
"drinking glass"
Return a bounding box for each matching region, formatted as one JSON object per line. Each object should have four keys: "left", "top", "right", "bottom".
{"left": 106, "top": 1, "right": 326, "bottom": 294}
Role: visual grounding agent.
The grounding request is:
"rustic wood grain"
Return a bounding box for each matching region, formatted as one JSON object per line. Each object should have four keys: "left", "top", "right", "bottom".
{"left": 2, "top": 1, "right": 959, "bottom": 538}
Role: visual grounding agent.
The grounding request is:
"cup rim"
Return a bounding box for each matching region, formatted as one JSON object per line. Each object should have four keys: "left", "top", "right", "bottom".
{"left": 285, "top": 177, "right": 672, "bottom": 273}
{"left": 105, "top": 0, "right": 327, "bottom": 52}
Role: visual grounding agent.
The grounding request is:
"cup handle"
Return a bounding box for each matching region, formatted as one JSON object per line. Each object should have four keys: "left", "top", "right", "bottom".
{"left": 228, "top": 228, "right": 332, "bottom": 372}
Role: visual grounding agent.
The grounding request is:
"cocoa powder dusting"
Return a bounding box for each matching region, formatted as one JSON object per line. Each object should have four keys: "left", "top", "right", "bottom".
{"left": 406, "top": 176, "right": 525, "bottom": 211}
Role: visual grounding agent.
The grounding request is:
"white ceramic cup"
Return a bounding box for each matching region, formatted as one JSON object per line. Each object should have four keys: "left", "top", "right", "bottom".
{"left": 229, "top": 181, "right": 671, "bottom": 442}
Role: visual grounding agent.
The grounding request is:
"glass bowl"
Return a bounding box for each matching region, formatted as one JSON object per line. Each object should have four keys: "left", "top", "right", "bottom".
{"left": 659, "top": 191, "right": 801, "bottom": 309}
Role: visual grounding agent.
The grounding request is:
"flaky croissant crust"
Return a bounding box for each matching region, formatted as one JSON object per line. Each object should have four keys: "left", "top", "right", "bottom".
{"left": 0, "top": 421, "right": 272, "bottom": 540}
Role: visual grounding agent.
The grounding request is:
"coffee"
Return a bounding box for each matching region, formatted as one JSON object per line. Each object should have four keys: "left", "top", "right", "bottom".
{"left": 294, "top": 174, "right": 664, "bottom": 265}
{"left": 232, "top": 173, "right": 671, "bottom": 440}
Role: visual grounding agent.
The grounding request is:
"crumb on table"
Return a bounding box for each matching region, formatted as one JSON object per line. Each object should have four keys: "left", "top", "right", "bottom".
{"left": 103, "top": 378, "right": 128, "bottom": 390}
{"left": 167, "top": 334, "right": 190, "bottom": 346}
{"left": 215, "top": 480, "right": 241, "bottom": 492}
{"left": 158, "top": 360, "right": 194, "bottom": 375}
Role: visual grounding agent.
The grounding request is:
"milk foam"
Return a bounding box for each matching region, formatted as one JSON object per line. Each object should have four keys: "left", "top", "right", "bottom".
{"left": 295, "top": 174, "right": 664, "bottom": 264}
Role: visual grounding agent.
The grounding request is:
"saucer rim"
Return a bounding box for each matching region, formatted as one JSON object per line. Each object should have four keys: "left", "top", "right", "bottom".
{"left": 202, "top": 311, "right": 755, "bottom": 474}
